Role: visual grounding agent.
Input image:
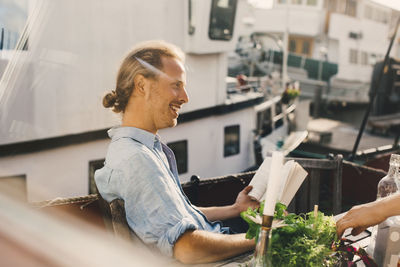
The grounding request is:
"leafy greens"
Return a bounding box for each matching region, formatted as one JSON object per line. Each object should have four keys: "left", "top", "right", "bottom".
{"left": 241, "top": 202, "right": 338, "bottom": 266}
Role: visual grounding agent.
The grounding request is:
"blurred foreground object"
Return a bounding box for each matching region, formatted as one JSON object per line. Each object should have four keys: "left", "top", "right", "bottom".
{"left": 0, "top": 193, "right": 167, "bottom": 267}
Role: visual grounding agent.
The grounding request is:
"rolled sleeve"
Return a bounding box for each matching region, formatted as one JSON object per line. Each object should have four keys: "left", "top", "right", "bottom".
{"left": 157, "top": 217, "right": 198, "bottom": 256}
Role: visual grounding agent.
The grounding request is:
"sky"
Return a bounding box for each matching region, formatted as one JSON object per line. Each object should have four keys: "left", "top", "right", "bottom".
{"left": 0, "top": 0, "right": 27, "bottom": 31}
{"left": 0, "top": 0, "right": 27, "bottom": 49}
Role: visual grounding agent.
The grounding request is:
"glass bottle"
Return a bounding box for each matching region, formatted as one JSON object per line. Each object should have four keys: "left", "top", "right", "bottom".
{"left": 251, "top": 216, "right": 273, "bottom": 267}
{"left": 377, "top": 154, "right": 400, "bottom": 199}
{"left": 368, "top": 154, "right": 400, "bottom": 257}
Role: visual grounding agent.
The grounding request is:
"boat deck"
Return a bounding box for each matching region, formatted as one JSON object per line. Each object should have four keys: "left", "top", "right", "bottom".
{"left": 299, "top": 118, "right": 396, "bottom": 158}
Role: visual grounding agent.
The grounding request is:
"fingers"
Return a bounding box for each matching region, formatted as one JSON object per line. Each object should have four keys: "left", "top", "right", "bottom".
{"left": 336, "top": 218, "right": 349, "bottom": 238}
{"left": 351, "top": 227, "right": 365, "bottom": 236}
{"left": 336, "top": 217, "right": 366, "bottom": 238}
{"left": 242, "top": 185, "right": 253, "bottom": 194}
{"left": 336, "top": 224, "right": 345, "bottom": 238}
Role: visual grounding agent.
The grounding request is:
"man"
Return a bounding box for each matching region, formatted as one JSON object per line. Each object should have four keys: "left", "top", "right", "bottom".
{"left": 95, "top": 40, "right": 258, "bottom": 264}
{"left": 336, "top": 193, "right": 400, "bottom": 238}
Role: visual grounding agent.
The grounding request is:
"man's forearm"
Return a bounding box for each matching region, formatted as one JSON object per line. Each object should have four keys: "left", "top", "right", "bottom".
{"left": 336, "top": 193, "right": 400, "bottom": 237}
{"left": 173, "top": 230, "right": 255, "bottom": 264}
{"left": 377, "top": 193, "right": 400, "bottom": 217}
{"left": 198, "top": 205, "right": 240, "bottom": 221}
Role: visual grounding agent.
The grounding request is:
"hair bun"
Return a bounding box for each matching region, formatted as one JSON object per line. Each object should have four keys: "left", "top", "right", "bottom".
{"left": 102, "top": 90, "right": 117, "bottom": 108}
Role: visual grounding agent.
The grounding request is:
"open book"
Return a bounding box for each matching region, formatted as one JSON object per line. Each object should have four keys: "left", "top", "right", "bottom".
{"left": 248, "top": 157, "right": 308, "bottom": 206}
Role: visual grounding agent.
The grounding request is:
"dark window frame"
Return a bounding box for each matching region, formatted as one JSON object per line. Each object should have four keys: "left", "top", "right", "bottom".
{"left": 274, "top": 101, "right": 284, "bottom": 128}
{"left": 208, "top": 0, "right": 238, "bottom": 41}
{"left": 167, "top": 140, "right": 188, "bottom": 175}
{"left": 257, "top": 108, "right": 273, "bottom": 137}
{"left": 224, "top": 124, "right": 240, "bottom": 157}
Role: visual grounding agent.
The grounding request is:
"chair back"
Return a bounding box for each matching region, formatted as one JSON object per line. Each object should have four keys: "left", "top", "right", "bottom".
{"left": 109, "top": 198, "right": 133, "bottom": 241}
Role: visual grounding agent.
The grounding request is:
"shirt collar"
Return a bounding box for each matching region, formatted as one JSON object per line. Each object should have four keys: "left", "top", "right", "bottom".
{"left": 108, "top": 126, "right": 162, "bottom": 151}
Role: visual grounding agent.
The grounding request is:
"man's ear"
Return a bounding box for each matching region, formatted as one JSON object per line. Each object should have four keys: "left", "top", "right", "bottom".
{"left": 134, "top": 74, "right": 147, "bottom": 96}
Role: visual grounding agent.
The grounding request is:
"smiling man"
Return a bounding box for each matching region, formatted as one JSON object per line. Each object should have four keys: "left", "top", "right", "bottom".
{"left": 95, "top": 40, "right": 258, "bottom": 264}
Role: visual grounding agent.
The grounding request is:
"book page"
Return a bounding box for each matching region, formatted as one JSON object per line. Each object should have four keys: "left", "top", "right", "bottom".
{"left": 277, "top": 160, "right": 295, "bottom": 201}
{"left": 280, "top": 162, "right": 308, "bottom": 206}
{"left": 261, "top": 160, "right": 295, "bottom": 202}
{"left": 249, "top": 158, "right": 308, "bottom": 206}
{"left": 248, "top": 157, "right": 271, "bottom": 201}
{"left": 262, "top": 151, "right": 284, "bottom": 216}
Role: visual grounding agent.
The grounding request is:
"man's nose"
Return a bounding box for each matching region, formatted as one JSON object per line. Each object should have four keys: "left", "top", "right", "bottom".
{"left": 179, "top": 87, "right": 189, "bottom": 104}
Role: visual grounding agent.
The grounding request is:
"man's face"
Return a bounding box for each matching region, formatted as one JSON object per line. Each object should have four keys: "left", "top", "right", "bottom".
{"left": 146, "top": 56, "right": 188, "bottom": 131}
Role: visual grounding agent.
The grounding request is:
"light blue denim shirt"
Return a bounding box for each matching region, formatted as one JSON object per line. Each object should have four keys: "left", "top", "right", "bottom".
{"left": 95, "top": 127, "right": 225, "bottom": 257}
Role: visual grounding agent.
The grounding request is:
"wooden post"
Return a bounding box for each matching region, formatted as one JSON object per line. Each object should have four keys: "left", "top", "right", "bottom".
{"left": 313, "top": 84, "right": 322, "bottom": 118}
{"left": 296, "top": 176, "right": 309, "bottom": 214}
{"left": 309, "top": 169, "right": 320, "bottom": 209}
{"left": 332, "top": 155, "right": 343, "bottom": 215}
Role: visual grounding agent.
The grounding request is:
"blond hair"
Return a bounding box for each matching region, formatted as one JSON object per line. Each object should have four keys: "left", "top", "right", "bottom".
{"left": 103, "top": 40, "right": 184, "bottom": 113}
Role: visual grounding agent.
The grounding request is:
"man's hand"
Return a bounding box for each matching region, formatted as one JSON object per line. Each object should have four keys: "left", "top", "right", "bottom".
{"left": 233, "top": 185, "right": 259, "bottom": 214}
{"left": 336, "top": 193, "right": 400, "bottom": 238}
{"left": 198, "top": 185, "right": 259, "bottom": 221}
{"left": 336, "top": 203, "right": 387, "bottom": 238}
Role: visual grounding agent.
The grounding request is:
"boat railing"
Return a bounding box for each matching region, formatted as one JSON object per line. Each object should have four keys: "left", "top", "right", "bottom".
{"left": 31, "top": 154, "right": 392, "bottom": 241}
{"left": 226, "top": 78, "right": 262, "bottom": 95}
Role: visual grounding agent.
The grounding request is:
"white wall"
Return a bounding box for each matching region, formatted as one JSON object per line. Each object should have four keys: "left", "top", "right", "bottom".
{"left": 327, "top": 39, "right": 339, "bottom": 63}
{"left": 183, "top": 53, "right": 227, "bottom": 112}
{"left": 249, "top": 5, "right": 324, "bottom": 36}
{"left": 0, "top": 139, "right": 109, "bottom": 202}
{"left": 0, "top": 0, "right": 237, "bottom": 145}
{"left": 328, "top": 13, "right": 390, "bottom": 81}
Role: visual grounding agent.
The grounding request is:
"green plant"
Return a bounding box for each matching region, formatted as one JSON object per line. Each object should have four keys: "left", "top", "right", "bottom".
{"left": 240, "top": 202, "right": 377, "bottom": 267}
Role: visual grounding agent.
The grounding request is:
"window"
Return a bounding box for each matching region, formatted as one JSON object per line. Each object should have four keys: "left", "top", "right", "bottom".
{"left": 324, "top": 0, "right": 337, "bottom": 12}
{"left": 302, "top": 40, "right": 310, "bottom": 55}
{"left": 361, "top": 51, "right": 369, "bottom": 65}
{"left": 289, "top": 39, "right": 297, "bottom": 53}
{"left": 337, "top": 0, "right": 347, "bottom": 14}
{"left": 382, "top": 12, "right": 389, "bottom": 24}
{"left": 349, "top": 49, "right": 358, "bottom": 64}
{"left": 326, "top": 0, "right": 357, "bottom": 17}
{"left": 209, "top": 0, "right": 238, "bottom": 41}
{"left": 88, "top": 159, "right": 105, "bottom": 194}
{"left": 307, "top": 0, "right": 317, "bottom": 6}
{"left": 364, "top": 5, "right": 372, "bottom": 20}
{"left": 345, "top": 0, "right": 357, "bottom": 17}
{"left": 291, "top": 0, "right": 302, "bottom": 4}
{"left": 167, "top": 140, "right": 188, "bottom": 174}
{"left": 364, "top": 5, "right": 389, "bottom": 24}
{"left": 0, "top": 0, "right": 28, "bottom": 51}
{"left": 0, "top": 175, "right": 27, "bottom": 202}
{"left": 224, "top": 125, "right": 240, "bottom": 157}
{"left": 349, "top": 32, "right": 362, "bottom": 40}
{"left": 369, "top": 53, "right": 377, "bottom": 65}
{"left": 288, "top": 36, "right": 313, "bottom": 57}
{"left": 274, "top": 101, "right": 284, "bottom": 128}
{"left": 374, "top": 10, "right": 389, "bottom": 24}
{"left": 257, "top": 108, "right": 272, "bottom": 137}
